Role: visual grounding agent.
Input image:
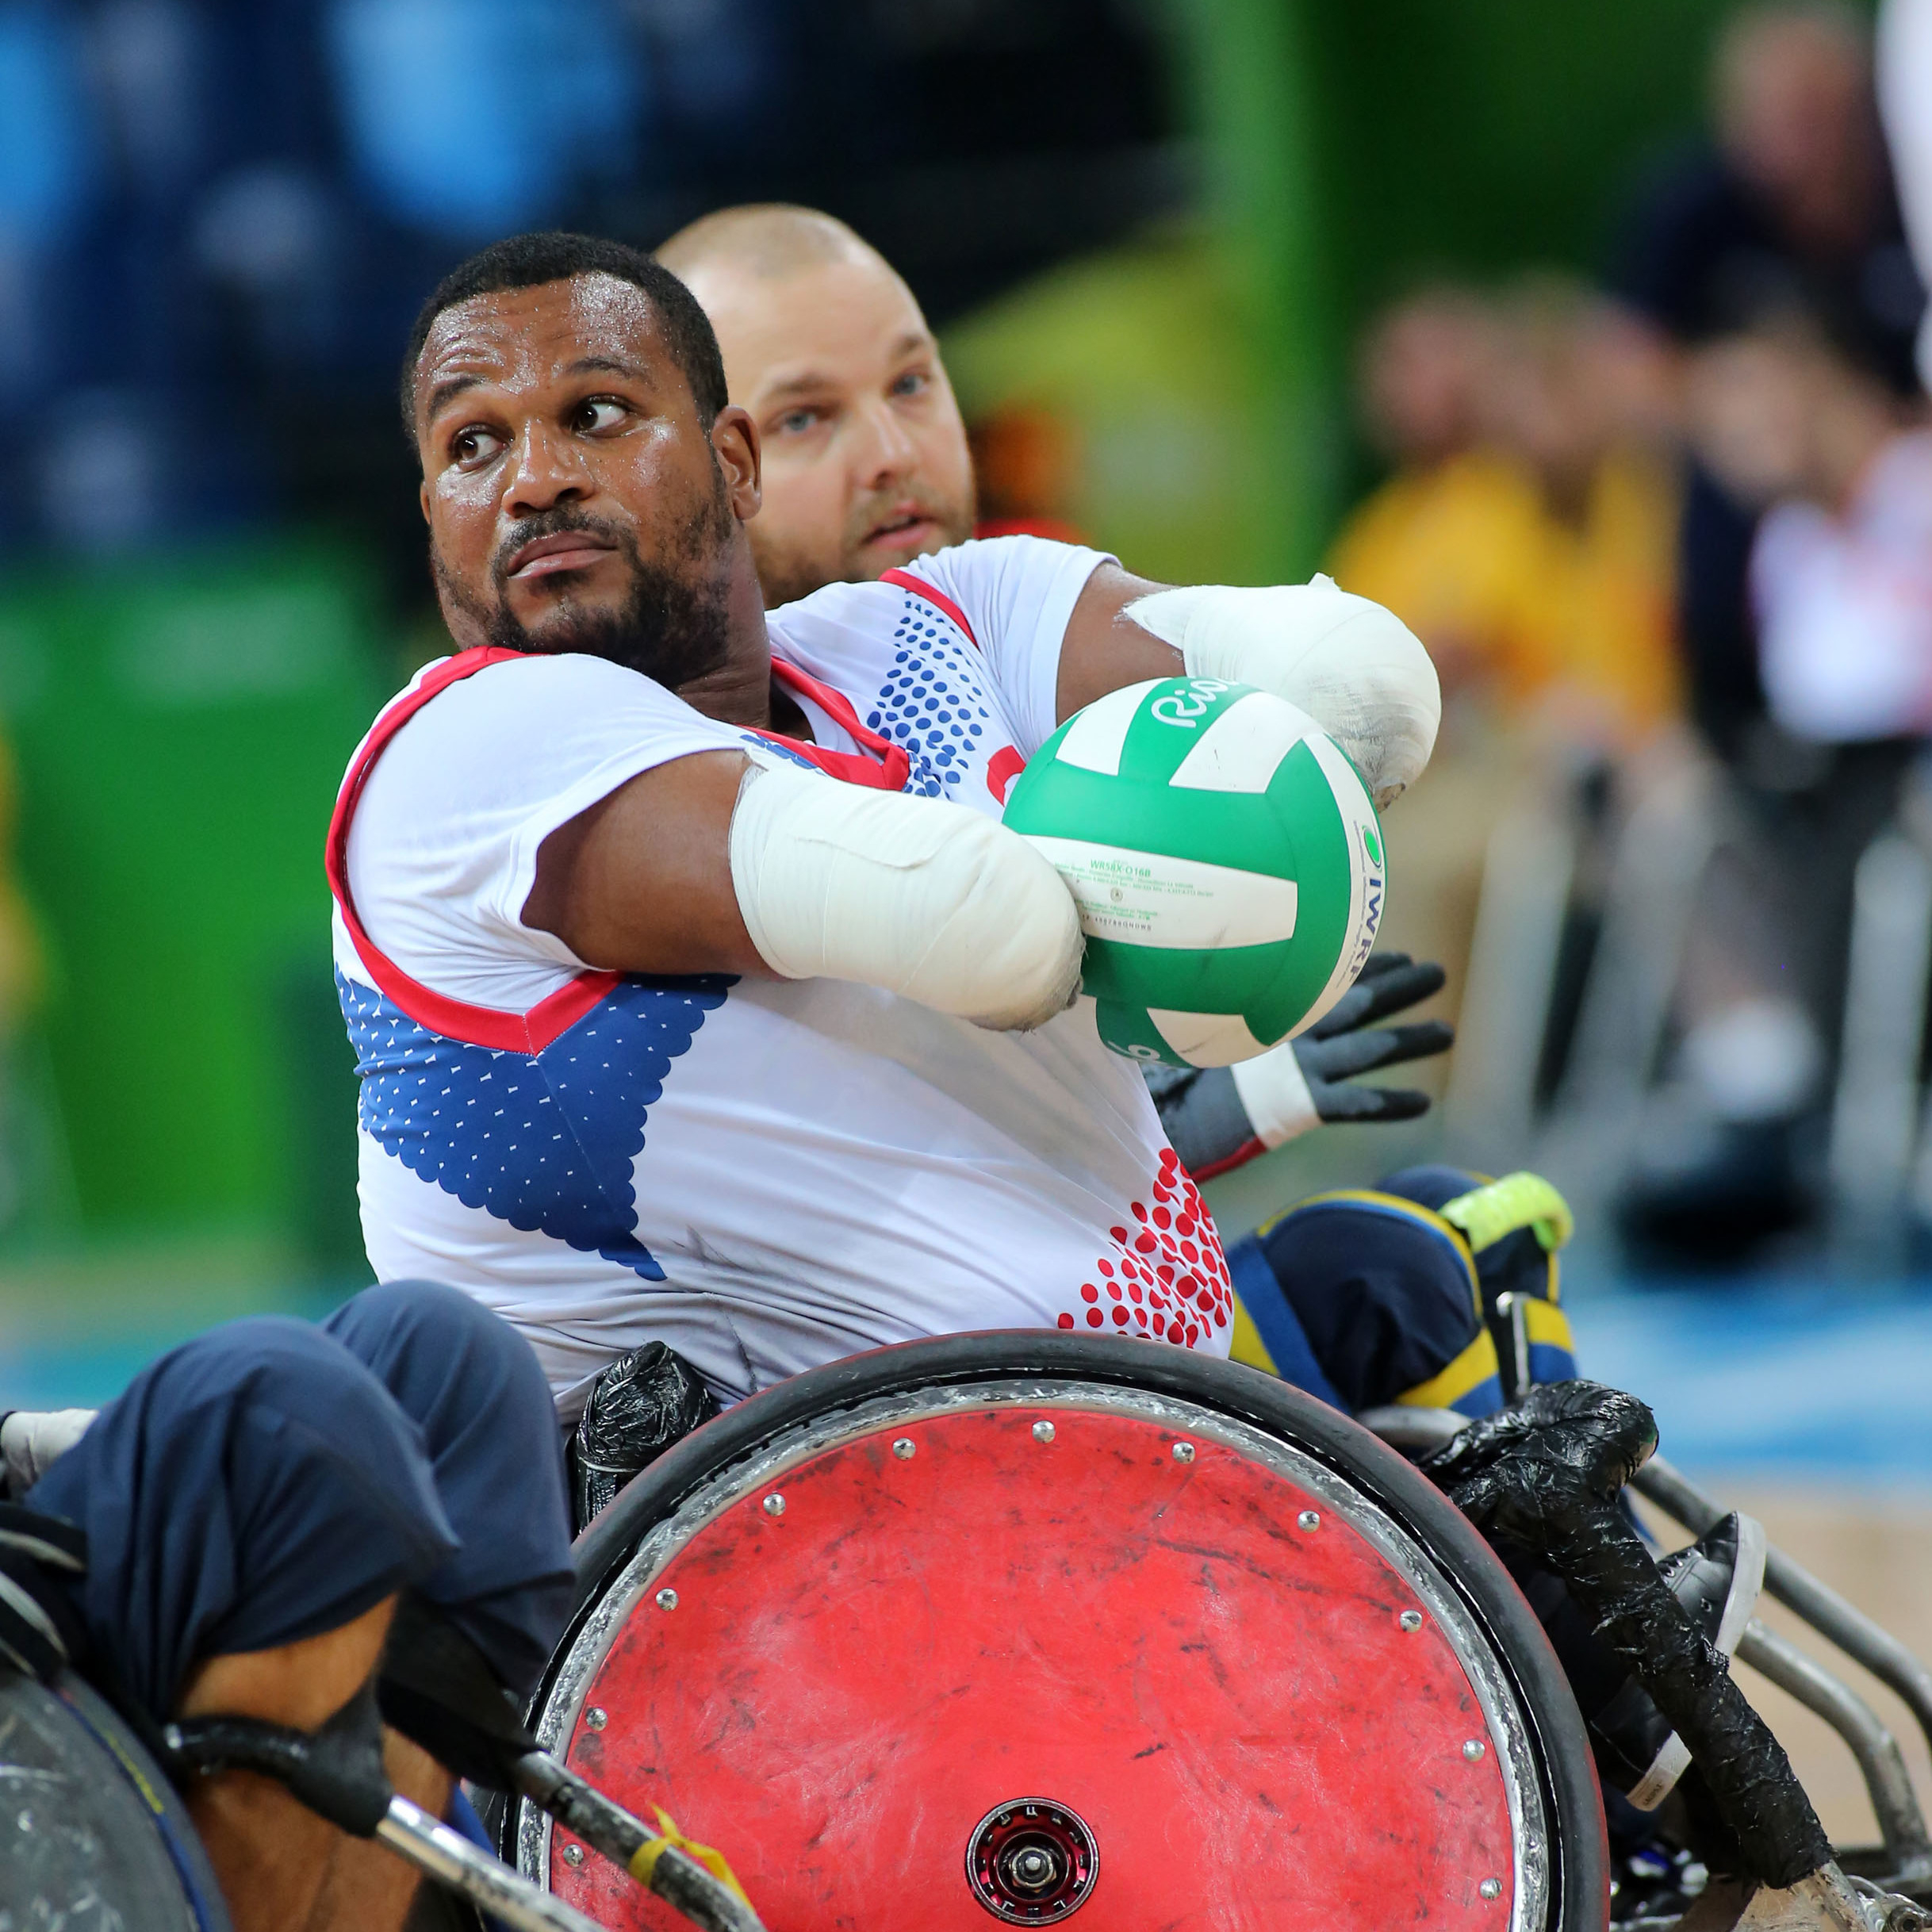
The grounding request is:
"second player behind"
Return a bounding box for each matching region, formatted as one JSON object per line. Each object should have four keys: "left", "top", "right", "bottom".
{"left": 656, "top": 203, "right": 1455, "bottom": 1172}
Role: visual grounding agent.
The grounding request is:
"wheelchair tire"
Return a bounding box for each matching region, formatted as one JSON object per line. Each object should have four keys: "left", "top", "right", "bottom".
{"left": 0, "top": 1667, "right": 231, "bottom": 1929}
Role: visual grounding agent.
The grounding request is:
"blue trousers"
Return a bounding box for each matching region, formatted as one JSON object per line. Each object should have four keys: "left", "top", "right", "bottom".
{"left": 28, "top": 1280, "right": 575, "bottom": 1727}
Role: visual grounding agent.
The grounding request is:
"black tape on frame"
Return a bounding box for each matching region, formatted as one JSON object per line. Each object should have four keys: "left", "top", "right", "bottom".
{"left": 1421, "top": 1382, "right": 1830, "bottom": 1889}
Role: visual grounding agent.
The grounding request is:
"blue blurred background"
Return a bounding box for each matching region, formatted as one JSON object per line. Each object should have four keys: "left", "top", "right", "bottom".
{"left": 7, "top": 0, "right": 1932, "bottom": 1832}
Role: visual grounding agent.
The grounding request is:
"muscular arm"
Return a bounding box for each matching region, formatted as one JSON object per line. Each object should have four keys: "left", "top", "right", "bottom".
{"left": 1054, "top": 562, "right": 1182, "bottom": 722}
{"left": 522, "top": 749, "right": 768, "bottom": 976}
{"left": 521, "top": 747, "right": 1082, "bottom": 1028}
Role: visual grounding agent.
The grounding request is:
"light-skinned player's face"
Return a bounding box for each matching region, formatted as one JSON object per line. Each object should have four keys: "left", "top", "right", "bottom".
{"left": 691, "top": 251, "right": 976, "bottom": 605}
{"left": 413, "top": 273, "right": 762, "bottom": 688}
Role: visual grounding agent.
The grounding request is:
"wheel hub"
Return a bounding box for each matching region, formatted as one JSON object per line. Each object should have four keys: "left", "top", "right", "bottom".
{"left": 965, "top": 1798, "right": 1098, "bottom": 1920}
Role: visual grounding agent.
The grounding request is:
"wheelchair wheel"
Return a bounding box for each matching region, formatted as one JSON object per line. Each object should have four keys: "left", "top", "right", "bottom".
{"left": 522, "top": 1332, "right": 1609, "bottom": 1930}
{"left": 0, "top": 1667, "right": 231, "bottom": 1929}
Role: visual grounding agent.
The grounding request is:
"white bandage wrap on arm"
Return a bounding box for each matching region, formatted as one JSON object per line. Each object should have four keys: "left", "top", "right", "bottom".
{"left": 1229, "top": 1040, "right": 1321, "bottom": 1149}
{"left": 1125, "top": 576, "right": 1440, "bottom": 806}
{"left": 727, "top": 761, "right": 1083, "bottom": 1030}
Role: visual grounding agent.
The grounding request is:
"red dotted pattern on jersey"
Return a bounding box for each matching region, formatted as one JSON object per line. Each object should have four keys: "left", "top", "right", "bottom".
{"left": 1059, "top": 1148, "right": 1232, "bottom": 1348}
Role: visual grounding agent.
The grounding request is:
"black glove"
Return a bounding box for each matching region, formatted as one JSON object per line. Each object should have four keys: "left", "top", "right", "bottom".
{"left": 1292, "top": 951, "right": 1454, "bottom": 1124}
{"left": 1148, "top": 953, "right": 1453, "bottom": 1176}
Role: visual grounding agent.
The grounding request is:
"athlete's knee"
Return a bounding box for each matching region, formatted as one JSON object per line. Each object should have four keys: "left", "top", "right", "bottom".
{"left": 71, "top": 1316, "right": 394, "bottom": 1463}
{"left": 324, "top": 1279, "right": 556, "bottom": 1433}
{"left": 1234, "top": 1167, "right": 1579, "bottom": 1420}
{"left": 1237, "top": 1193, "right": 1487, "bottom": 1414}
{"left": 328, "top": 1278, "right": 512, "bottom": 1372}
{"left": 324, "top": 1282, "right": 571, "bottom": 1677}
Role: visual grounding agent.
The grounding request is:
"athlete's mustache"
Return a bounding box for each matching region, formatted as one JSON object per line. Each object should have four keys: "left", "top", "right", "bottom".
{"left": 847, "top": 486, "right": 965, "bottom": 546}
{"left": 491, "top": 509, "right": 631, "bottom": 588}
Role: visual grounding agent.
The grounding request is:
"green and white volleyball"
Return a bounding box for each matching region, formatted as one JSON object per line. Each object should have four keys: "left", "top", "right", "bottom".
{"left": 1002, "top": 677, "right": 1386, "bottom": 1068}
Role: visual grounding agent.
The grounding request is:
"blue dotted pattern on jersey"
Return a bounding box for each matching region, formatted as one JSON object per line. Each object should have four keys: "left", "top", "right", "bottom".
{"left": 339, "top": 969, "right": 730, "bottom": 1280}
{"left": 865, "top": 592, "right": 992, "bottom": 799}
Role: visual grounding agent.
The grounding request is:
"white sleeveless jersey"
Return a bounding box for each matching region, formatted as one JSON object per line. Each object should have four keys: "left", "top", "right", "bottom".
{"left": 329, "top": 537, "right": 1234, "bottom": 1415}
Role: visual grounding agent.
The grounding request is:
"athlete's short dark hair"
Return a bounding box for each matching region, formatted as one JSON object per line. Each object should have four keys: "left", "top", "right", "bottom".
{"left": 400, "top": 230, "right": 729, "bottom": 438}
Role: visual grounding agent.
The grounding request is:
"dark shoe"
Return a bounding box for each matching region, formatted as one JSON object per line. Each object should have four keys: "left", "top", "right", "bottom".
{"left": 1591, "top": 1512, "right": 1766, "bottom": 1808}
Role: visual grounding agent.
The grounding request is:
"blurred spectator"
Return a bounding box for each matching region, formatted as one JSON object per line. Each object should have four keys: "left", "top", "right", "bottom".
{"left": 1331, "top": 280, "right": 1681, "bottom": 752}
{"left": 1616, "top": 310, "right": 1931, "bottom": 1260}
{"left": 1616, "top": 2, "right": 1921, "bottom": 387}
{"left": 0, "top": 2, "right": 102, "bottom": 401}
{"left": 1327, "top": 280, "right": 1685, "bottom": 1120}
{"left": 325, "top": 0, "right": 645, "bottom": 240}
{"left": 1328, "top": 287, "right": 1527, "bottom": 695}
{"left": 1610, "top": 2, "right": 1926, "bottom": 765}
{"left": 1702, "top": 316, "right": 1932, "bottom": 741}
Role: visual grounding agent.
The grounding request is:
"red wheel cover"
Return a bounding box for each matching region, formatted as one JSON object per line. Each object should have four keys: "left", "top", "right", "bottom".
{"left": 549, "top": 1400, "right": 1528, "bottom": 1930}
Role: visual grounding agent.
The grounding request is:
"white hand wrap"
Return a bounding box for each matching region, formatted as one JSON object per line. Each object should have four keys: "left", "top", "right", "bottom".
{"left": 1, "top": 1409, "right": 94, "bottom": 1495}
{"left": 1230, "top": 1040, "right": 1322, "bottom": 1149}
{"left": 1125, "top": 576, "right": 1439, "bottom": 807}
{"left": 728, "top": 760, "right": 1083, "bottom": 1030}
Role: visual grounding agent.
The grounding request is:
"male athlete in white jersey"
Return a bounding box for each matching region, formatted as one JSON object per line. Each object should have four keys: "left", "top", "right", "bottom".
{"left": 655, "top": 203, "right": 1457, "bottom": 1171}
{"left": 332, "top": 230, "right": 1439, "bottom": 1420}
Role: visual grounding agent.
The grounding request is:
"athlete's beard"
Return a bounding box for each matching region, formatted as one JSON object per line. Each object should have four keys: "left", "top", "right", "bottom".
{"left": 435, "top": 476, "right": 738, "bottom": 691}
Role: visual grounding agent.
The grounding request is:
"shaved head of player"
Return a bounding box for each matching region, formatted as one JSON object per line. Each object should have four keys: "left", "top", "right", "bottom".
{"left": 656, "top": 205, "right": 975, "bottom": 606}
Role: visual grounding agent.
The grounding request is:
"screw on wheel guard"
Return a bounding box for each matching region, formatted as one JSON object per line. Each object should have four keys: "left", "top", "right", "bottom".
{"left": 378, "top": 1593, "right": 764, "bottom": 1932}
{"left": 523, "top": 1331, "right": 1611, "bottom": 1930}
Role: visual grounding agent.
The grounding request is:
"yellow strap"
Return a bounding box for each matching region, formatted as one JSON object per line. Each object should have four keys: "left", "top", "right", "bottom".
{"left": 1522, "top": 1297, "right": 1576, "bottom": 1354}
{"left": 1396, "top": 1327, "right": 1501, "bottom": 1411}
{"left": 1438, "top": 1172, "right": 1574, "bottom": 1256}
{"left": 1227, "top": 1294, "right": 1277, "bottom": 1374}
{"left": 629, "top": 1808, "right": 753, "bottom": 1905}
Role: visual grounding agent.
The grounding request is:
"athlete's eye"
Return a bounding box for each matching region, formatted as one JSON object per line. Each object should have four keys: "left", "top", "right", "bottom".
{"left": 890, "top": 369, "right": 930, "bottom": 399}
{"left": 573, "top": 398, "right": 629, "bottom": 435}
{"left": 450, "top": 426, "right": 504, "bottom": 468}
{"left": 773, "top": 406, "right": 823, "bottom": 437}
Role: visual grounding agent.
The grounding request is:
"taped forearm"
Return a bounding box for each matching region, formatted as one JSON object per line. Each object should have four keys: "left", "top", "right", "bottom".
{"left": 1125, "top": 576, "right": 1439, "bottom": 806}
{"left": 727, "top": 761, "right": 1082, "bottom": 1029}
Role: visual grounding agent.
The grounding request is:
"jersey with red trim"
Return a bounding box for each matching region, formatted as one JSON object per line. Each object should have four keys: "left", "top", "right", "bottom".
{"left": 330, "top": 536, "right": 1234, "bottom": 1415}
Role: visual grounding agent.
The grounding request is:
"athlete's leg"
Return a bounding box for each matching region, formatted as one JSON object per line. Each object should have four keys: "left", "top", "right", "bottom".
{"left": 175, "top": 1597, "right": 401, "bottom": 1932}
{"left": 1224, "top": 1169, "right": 1527, "bottom": 1415}
{"left": 28, "top": 1315, "right": 463, "bottom": 1932}
{"left": 321, "top": 1278, "right": 575, "bottom": 1697}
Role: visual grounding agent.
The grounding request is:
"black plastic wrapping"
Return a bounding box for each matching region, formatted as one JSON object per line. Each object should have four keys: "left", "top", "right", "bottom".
{"left": 1422, "top": 1381, "right": 1830, "bottom": 1889}
{"left": 569, "top": 1342, "right": 719, "bottom": 1535}
{"left": 166, "top": 1676, "right": 393, "bottom": 1835}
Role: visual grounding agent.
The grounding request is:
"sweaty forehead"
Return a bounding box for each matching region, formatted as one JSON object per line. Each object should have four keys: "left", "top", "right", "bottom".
{"left": 417, "top": 273, "right": 663, "bottom": 405}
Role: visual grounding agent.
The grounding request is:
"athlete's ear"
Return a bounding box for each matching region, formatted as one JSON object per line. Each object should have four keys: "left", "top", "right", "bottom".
{"left": 419, "top": 477, "right": 431, "bottom": 523}
{"left": 711, "top": 404, "right": 761, "bottom": 522}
